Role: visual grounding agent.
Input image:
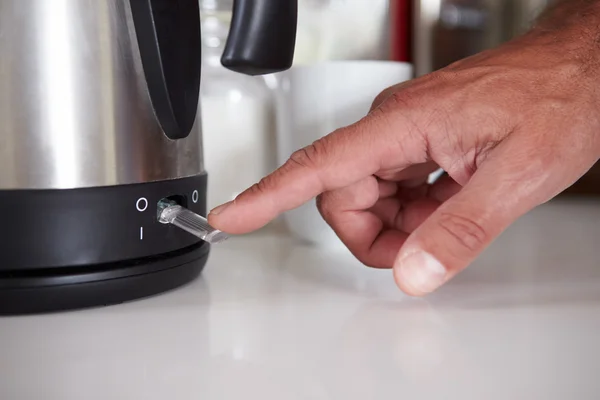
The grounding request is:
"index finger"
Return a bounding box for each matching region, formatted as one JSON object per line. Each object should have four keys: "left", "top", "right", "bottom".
{"left": 208, "top": 105, "right": 424, "bottom": 234}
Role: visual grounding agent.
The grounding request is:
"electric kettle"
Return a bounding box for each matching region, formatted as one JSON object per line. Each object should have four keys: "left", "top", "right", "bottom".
{"left": 0, "top": 0, "right": 297, "bottom": 314}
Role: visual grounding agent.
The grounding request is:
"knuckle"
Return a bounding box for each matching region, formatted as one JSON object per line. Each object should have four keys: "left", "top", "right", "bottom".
{"left": 289, "top": 147, "right": 316, "bottom": 169}
{"left": 356, "top": 251, "right": 386, "bottom": 269}
{"left": 315, "top": 193, "right": 326, "bottom": 213}
{"left": 370, "top": 85, "right": 421, "bottom": 118}
{"left": 347, "top": 248, "right": 373, "bottom": 268}
{"left": 248, "top": 178, "right": 271, "bottom": 195}
{"left": 315, "top": 192, "right": 335, "bottom": 221}
{"left": 248, "top": 171, "right": 284, "bottom": 195}
{"left": 362, "top": 258, "right": 382, "bottom": 269}
{"left": 373, "top": 91, "right": 430, "bottom": 162}
{"left": 370, "top": 82, "right": 414, "bottom": 111}
{"left": 359, "top": 259, "right": 377, "bottom": 269}
{"left": 289, "top": 138, "right": 329, "bottom": 170}
{"left": 371, "top": 91, "right": 391, "bottom": 111}
{"left": 386, "top": 90, "right": 417, "bottom": 111}
{"left": 437, "top": 212, "right": 488, "bottom": 253}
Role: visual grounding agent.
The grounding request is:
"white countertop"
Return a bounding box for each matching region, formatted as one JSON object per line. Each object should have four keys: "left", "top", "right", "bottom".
{"left": 1, "top": 199, "right": 600, "bottom": 399}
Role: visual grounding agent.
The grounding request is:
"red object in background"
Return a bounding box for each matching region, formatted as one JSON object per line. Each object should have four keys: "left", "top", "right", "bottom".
{"left": 390, "top": 0, "right": 412, "bottom": 62}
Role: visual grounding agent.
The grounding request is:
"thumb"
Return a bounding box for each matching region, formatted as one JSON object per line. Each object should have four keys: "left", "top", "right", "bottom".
{"left": 393, "top": 150, "right": 548, "bottom": 296}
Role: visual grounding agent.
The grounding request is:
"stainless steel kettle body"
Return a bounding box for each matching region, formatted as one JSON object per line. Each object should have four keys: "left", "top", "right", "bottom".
{"left": 0, "top": 0, "right": 204, "bottom": 190}
{"left": 0, "top": 0, "right": 297, "bottom": 314}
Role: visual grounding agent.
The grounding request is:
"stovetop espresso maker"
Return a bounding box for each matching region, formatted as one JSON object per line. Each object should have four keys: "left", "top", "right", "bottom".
{"left": 0, "top": 0, "right": 297, "bottom": 314}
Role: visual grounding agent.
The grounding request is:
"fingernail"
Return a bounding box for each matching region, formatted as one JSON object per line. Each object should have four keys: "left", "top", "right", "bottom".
{"left": 209, "top": 201, "right": 233, "bottom": 216}
{"left": 394, "top": 250, "right": 447, "bottom": 295}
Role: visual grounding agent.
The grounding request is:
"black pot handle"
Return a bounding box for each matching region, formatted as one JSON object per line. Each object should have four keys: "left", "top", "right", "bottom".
{"left": 222, "top": 0, "right": 298, "bottom": 75}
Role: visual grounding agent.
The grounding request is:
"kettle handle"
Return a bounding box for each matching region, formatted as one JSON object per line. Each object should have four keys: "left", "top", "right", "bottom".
{"left": 221, "top": 0, "right": 298, "bottom": 75}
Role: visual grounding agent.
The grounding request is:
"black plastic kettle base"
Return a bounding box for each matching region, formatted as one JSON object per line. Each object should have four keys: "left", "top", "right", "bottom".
{"left": 0, "top": 241, "right": 209, "bottom": 315}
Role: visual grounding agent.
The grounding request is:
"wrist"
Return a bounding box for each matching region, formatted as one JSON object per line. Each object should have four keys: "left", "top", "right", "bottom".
{"left": 506, "top": 2, "right": 600, "bottom": 82}
{"left": 526, "top": 1, "right": 600, "bottom": 58}
{"left": 533, "top": 0, "right": 600, "bottom": 33}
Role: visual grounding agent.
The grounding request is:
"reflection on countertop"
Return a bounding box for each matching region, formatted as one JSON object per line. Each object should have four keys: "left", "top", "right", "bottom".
{"left": 1, "top": 198, "right": 599, "bottom": 400}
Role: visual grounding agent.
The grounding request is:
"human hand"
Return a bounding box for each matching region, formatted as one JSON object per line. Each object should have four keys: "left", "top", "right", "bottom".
{"left": 208, "top": 29, "right": 600, "bottom": 296}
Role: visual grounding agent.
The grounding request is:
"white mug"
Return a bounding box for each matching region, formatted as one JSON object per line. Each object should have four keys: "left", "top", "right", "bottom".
{"left": 272, "top": 61, "right": 414, "bottom": 247}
